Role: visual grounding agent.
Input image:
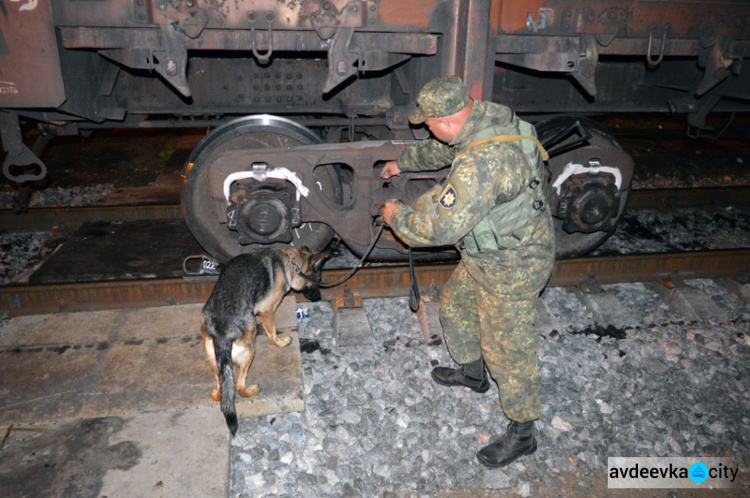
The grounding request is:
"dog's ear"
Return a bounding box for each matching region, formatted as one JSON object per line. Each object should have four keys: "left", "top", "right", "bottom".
{"left": 285, "top": 247, "right": 302, "bottom": 264}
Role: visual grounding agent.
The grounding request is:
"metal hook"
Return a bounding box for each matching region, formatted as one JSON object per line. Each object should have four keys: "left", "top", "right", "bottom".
{"left": 248, "top": 12, "right": 274, "bottom": 64}
{"left": 646, "top": 28, "right": 667, "bottom": 67}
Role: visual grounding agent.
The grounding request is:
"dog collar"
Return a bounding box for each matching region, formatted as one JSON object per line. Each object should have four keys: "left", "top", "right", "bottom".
{"left": 290, "top": 257, "right": 303, "bottom": 278}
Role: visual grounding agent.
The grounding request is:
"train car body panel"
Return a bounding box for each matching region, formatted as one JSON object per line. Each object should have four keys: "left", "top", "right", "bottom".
{"left": 1, "top": 0, "right": 749, "bottom": 260}
{"left": 0, "top": 0, "right": 65, "bottom": 108}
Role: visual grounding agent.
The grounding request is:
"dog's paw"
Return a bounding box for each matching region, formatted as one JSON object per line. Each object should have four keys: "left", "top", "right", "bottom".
{"left": 275, "top": 336, "right": 292, "bottom": 348}
{"left": 210, "top": 388, "right": 221, "bottom": 402}
{"left": 239, "top": 385, "right": 260, "bottom": 398}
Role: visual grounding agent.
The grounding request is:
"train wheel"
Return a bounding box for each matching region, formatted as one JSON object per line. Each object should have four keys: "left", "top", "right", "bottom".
{"left": 536, "top": 116, "right": 635, "bottom": 259}
{"left": 181, "top": 115, "right": 341, "bottom": 263}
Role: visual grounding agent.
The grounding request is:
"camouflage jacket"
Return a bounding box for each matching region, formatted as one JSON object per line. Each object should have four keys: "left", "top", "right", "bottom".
{"left": 389, "top": 100, "right": 555, "bottom": 297}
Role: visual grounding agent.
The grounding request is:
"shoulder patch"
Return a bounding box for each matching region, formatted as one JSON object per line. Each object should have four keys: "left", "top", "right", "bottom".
{"left": 438, "top": 184, "right": 458, "bottom": 209}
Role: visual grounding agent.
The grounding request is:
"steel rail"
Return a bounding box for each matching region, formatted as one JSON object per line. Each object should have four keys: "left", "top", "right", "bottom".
{"left": 2, "top": 249, "right": 748, "bottom": 317}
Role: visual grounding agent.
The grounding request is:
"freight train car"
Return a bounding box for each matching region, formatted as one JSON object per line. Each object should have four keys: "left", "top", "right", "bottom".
{"left": 1, "top": 0, "right": 749, "bottom": 261}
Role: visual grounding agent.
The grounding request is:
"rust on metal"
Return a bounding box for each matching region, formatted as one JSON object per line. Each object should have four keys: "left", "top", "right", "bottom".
{"left": 0, "top": 0, "right": 66, "bottom": 107}
{"left": 461, "top": 0, "right": 493, "bottom": 100}
{"left": 488, "top": 0, "right": 503, "bottom": 34}
{"left": 3, "top": 250, "right": 749, "bottom": 317}
{"left": 1, "top": 279, "right": 216, "bottom": 317}
{"left": 378, "top": 0, "right": 434, "bottom": 27}
{"left": 498, "top": 0, "right": 547, "bottom": 34}
{"left": 59, "top": 28, "right": 437, "bottom": 55}
{"left": 498, "top": 0, "right": 750, "bottom": 38}
{"left": 548, "top": 249, "right": 750, "bottom": 287}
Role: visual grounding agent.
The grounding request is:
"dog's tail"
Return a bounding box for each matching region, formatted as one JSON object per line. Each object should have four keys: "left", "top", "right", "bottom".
{"left": 213, "top": 335, "right": 238, "bottom": 436}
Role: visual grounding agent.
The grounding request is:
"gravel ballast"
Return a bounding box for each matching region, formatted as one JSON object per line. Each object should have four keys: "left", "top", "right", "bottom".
{"left": 228, "top": 282, "right": 750, "bottom": 496}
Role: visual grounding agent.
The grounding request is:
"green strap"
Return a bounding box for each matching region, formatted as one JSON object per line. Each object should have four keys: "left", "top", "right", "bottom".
{"left": 464, "top": 134, "right": 549, "bottom": 162}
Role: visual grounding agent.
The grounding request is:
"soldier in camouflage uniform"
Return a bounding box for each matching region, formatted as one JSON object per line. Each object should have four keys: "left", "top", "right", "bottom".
{"left": 382, "top": 76, "right": 555, "bottom": 468}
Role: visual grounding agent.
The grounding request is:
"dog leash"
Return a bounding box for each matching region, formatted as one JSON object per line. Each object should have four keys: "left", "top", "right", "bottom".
{"left": 298, "top": 223, "right": 385, "bottom": 288}
{"left": 183, "top": 222, "right": 421, "bottom": 310}
{"left": 407, "top": 246, "right": 420, "bottom": 312}
{"left": 299, "top": 223, "right": 421, "bottom": 312}
{"left": 179, "top": 226, "right": 387, "bottom": 285}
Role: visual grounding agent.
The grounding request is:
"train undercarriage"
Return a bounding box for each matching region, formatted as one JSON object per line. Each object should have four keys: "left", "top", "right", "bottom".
{"left": 1, "top": 0, "right": 749, "bottom": 261}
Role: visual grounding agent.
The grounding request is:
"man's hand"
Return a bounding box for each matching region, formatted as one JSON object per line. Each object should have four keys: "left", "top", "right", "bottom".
{"left": 380, "top": 160, "right": 401, "bottom": 179}
{"left": 383, "top": 199, "right": 403, "bottom": 226}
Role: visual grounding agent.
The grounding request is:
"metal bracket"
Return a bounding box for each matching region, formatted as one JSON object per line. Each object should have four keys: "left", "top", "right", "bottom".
{"left": 311, "top": 1, "right": 372, "bottom": 38}
{"left": 526, "top": 10, "right": 550, "bottom": 33}
{"left": 153, "top": 23, "right": 191, "bottom": 97}
{"left": 0, "top": 112, "right": 48, "bottom": 183}
{"left": 696, "top": 35, "right": 733, "bottom": 96}
{"left": 685, "top": 93, "right": 734, "bottom": 139}
{"left": 152, "top": 0, "right": 208, "bottom": 38}
{"left": 596, "top": 7, "right": 628, "bottom": 47}
{"left": 496, "top": 35, "right": 598, "bottom": 97}
{"left": 570, "top": 35, "right": 599, "bottom": 97}
{"left": 247, "top": 11, "right": 275, "bottom": 64}
{"left": 646, "top": 26, "right": 668, "bottom": 67}
{"left": 179, "top": 10, "right": 208, "bottom": 39}
{"left": 133, "top": 0, "right": 150, "bottom": 23}
{"left": 323, "top": 26, "right": 358, "bottom": 93}
{"left": 312, "top": 2, "right": 373, "bottom": 93}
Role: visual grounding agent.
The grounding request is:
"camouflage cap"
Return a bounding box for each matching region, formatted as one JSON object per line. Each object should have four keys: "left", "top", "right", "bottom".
{"left": 409, "top": 76, "right": 470, "bottom": 124}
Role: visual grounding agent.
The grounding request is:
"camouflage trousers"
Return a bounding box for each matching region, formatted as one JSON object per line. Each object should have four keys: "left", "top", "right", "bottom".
{"left": 439, "top": 261, "right": 541, "bottom": 422}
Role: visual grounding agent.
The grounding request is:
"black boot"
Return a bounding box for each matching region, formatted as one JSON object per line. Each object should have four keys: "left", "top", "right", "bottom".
{"left": 431, "top": 358, "right": 490, "bottom": 393}
{"left": 476, "top": 420, "right": 537, "bottom": 468}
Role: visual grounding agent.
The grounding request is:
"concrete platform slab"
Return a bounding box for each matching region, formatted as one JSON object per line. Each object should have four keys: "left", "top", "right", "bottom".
{"left": 0, "top": 297, "right": 303, "bottom": 426}
{"left": 0, "top": 296, "right": 303, "bottom": 498}
{"left": 0, "top": 407, "right": 228, "bottom": 498}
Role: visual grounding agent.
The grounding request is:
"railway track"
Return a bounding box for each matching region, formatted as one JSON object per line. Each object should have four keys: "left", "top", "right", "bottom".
{"left": 1, "top": 248, "right": 749, "bottom": 317}
{"left": 2, "top": 187, "right": 749, "bottom": 317}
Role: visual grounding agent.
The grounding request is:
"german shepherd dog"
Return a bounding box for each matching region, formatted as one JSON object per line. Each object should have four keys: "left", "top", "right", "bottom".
{"left": 201, "top": 247, "right": 326, "bottom": 435}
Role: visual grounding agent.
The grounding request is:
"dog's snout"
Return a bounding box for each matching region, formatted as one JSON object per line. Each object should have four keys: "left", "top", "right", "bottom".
{"left": 302, "top": 286, "right": 322, "bottom": 302}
